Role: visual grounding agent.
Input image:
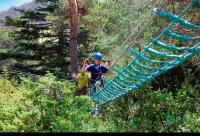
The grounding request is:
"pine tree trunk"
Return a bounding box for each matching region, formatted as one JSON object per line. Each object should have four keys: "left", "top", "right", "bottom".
{"left": 69, "top": 0, "right": 78, "bottom": 79}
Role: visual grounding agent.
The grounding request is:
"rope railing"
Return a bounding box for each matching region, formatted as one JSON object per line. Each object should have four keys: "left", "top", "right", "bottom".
{"left": 93, "top": 0, "right": 166, "bottom": 51}
{"left": 110, "top": 1, "right": 169, "bottom": 67}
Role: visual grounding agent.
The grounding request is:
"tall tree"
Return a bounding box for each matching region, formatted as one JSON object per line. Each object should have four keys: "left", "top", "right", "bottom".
{"left": 68, "top": 0, "right": 79, "bottom": 79}
{"left": 0, "top": 0, "right": 71, "bottom": 78}
{"left": 0, "top": 0, "right": 93, "bottom": 79}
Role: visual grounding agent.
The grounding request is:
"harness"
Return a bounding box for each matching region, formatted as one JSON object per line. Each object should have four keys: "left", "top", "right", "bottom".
{"left": 91, "top": 64, "right": 103, "bottom": 81}
{"left": 87, "top": 64, "right": 104, "bottom": 96}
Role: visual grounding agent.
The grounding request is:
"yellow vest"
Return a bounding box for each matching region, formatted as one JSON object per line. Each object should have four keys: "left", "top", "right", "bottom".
{"left": 76, "top": 73, "right": 91, "bottom": 89}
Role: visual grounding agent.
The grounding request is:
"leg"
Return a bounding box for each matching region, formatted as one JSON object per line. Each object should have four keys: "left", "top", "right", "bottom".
{"left": 81, "top": 87, "right": 88, "bottom": 95}
{"left": 92, "top": 81, "right": 101, "bottom": 117}
{"left": 100, "top": 79, "right": 104, "bottom": 88}
{"left": 88, "top": 80, "right": 96, "bottom": 96}
{"left": 74, "top": 89, "right": 81, "bottom": 96}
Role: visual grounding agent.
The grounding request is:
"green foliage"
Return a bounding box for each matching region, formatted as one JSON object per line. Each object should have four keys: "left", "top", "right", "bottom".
{"left": 0, "top": 29, "right": 12, "bottom": 41}
{"left": 1, "top": 0, "right": 90, "bottom": 79}
{"left": 100, "top": 83, "right": 200, "bottom": 132}
{"left": 0, "top": 73, "right": 117, "bottom": 132}
{"left": 0, "top": 78, "right": 28, "bottom": 132}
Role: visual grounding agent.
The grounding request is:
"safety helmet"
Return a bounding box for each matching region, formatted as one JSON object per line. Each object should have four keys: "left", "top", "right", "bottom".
{"left": 93, "top": 52, "right": 103, "bottom": 60}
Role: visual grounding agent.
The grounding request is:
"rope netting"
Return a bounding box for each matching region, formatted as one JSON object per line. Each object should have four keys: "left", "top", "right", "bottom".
{"left": 91, "top": 1, "right": 200, "bottom": 108}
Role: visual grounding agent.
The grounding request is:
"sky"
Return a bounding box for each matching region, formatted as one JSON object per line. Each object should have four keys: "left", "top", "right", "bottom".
{"left": 0, "top": 0, "right": 33, "bottom": 12}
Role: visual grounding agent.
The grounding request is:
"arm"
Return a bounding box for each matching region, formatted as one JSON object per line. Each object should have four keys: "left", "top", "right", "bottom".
{"left": 81, "top": 59, "right": 88, "bottom": 75}
{"left": 75, "top": 74, "right": 79, "bottom": 85}
{"left": 102, "top": 60, "right": 112, "bottom": 74}
{"left": 107, "top": 60, "right": 111, "bottom": 73}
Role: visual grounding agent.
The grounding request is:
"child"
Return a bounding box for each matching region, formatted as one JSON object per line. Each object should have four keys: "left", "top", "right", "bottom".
{"left": 75, "top": 60, "right": 91, "bottom": 96}
{"left": 85, "top": 52, "right": 111, "bottom": 117}
{"left": 85, "top": 52, "right": 111, "bottom": 93}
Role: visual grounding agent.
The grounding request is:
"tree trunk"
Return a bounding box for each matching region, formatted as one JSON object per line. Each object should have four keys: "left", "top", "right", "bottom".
{"left": 69, "top": 0, "right": 78, "bottom": 79}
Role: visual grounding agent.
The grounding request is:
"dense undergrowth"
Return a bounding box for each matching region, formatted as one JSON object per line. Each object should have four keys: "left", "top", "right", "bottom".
{"left": 0, "top": 69, "right": 200, "bottom": 132}
{"left": 0, "top": 73, "right": 116, "bottom": 132}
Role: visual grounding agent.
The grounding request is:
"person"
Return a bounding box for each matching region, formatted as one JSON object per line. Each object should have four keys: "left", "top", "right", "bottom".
{"left": 85, "top": 52, "right": 111, "bottom": 95}
{"left": 75, "top": 59, "right": 91, "bottom": 96}
{"left": 84, "top": 52, "right": 111, "bottom": 117}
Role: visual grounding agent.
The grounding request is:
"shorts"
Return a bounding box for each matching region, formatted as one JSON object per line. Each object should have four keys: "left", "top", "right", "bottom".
{"left": 74, "top": 87, "right": 88, "bottom": 96}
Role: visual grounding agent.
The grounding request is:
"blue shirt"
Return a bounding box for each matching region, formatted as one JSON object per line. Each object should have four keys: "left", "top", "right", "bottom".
{"left": 86, "top": 64, "right": 108, "bottom": 81}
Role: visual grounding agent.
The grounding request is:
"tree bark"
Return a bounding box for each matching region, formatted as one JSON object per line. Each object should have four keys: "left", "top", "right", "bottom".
{"left": 69, "top": 0, "right": 78, "bottom": 79}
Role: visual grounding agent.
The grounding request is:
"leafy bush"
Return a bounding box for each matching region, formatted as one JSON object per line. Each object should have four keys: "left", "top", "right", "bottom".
{"left": 101, "top": 83, "right": 200, "bottom": 132}
{"left": 0, "top": 73, "right": 116, "bottom": 132}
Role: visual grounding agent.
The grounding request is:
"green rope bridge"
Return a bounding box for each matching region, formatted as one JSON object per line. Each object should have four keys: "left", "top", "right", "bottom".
{"left": 91, "top": 1, "right": 200, "bottom": 109}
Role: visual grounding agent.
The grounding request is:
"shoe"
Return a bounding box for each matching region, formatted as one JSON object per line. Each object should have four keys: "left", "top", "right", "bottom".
{"left": 92, "top": 110, "right": 98, "bottom": 117}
